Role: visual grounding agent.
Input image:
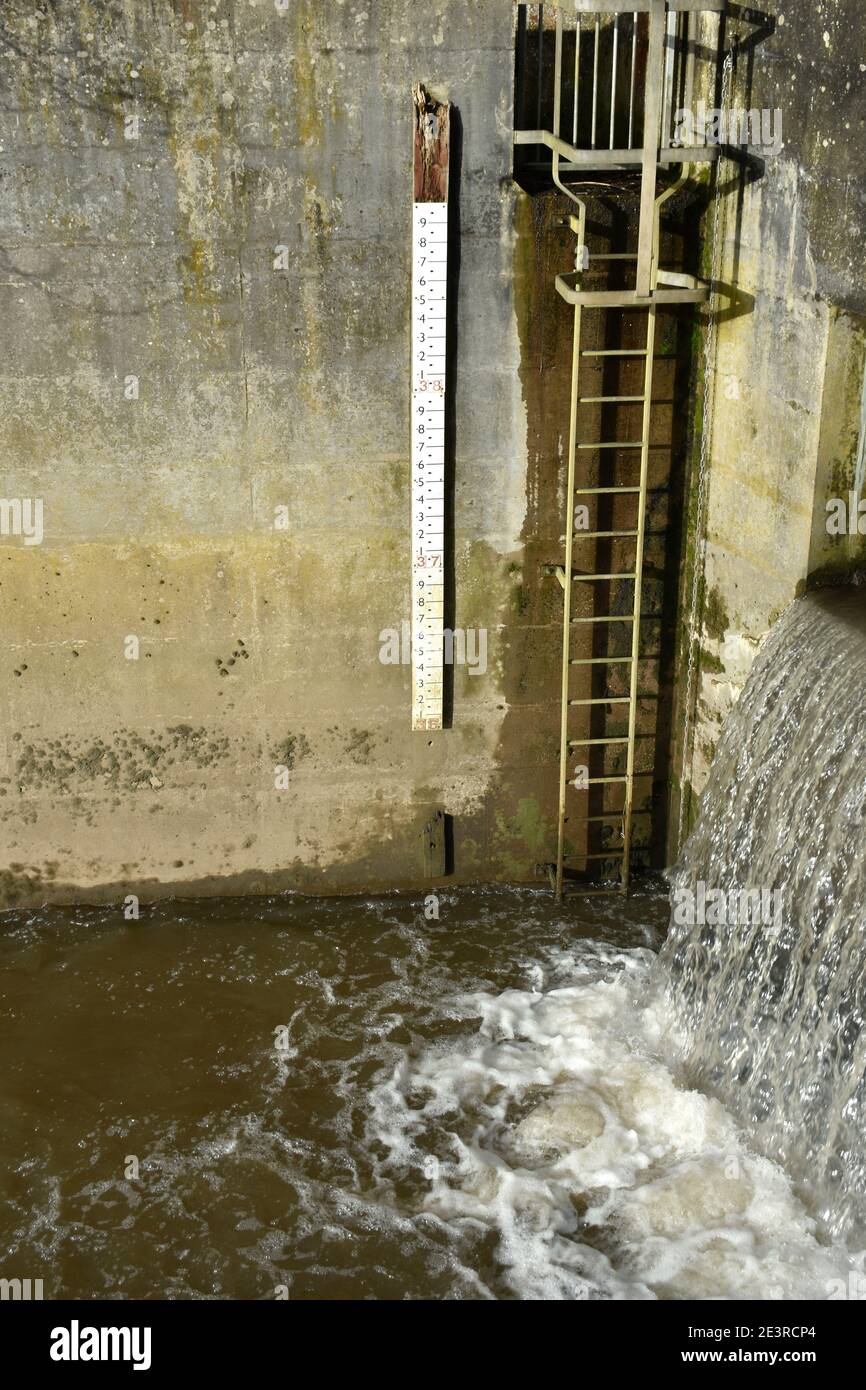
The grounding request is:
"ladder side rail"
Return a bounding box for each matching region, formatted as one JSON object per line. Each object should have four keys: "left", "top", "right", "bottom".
{"left": 620, "top": 166, "right": 688, "bottom": 890}
{"left": 552, "top": 5, "right": 588, "bottom": 902}
{"left": 555, "top": 264, "right": 585, "bottom": 903}
{"left": 635, "top": 0, "right": 667, "bottom": 296}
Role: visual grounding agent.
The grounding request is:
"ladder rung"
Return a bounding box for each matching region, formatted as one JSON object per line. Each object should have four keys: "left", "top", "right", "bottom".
{"left": 585, "top": 256, "right": 691, "bottom": 269}
{"left": 581, "top": 349, "right": 647, "bottom": 357}
{"left": 547, "top": 564, "right": 639, "bottom": 588}
{"left": 573, "top": 486, "right": 641, "bottom": 495}
{"left": 561, "top": 889, "right": 622, "bottom": 900}
{"left": 570, "top": 772, "right": 653, "bottom": 783}
{"left": 567, "top": 737, "right": 630, "bottom": 746}
{"left": 578, "top": 395, "right": 646, "bottom": 404}
{"left": 563, "top": 846, "right": 651, "bottom": 859}
{"left": 568, "top": 697, "right": 631, "bottom": 706}
{"left": 562, "top": 887, "right": 623, "bottom": 897}
{"left": 573, "top": 572, "right": 636, "bottom": 581}
{"left": 574, "top": 529, "right": 639, "bottom": 539}
{"left": 568, "top": 656, "right": 634, "bottom": 666}
{"left": 577, "top": 441, "right": 643, "bottom": 450}
{"left": 567, "top": 845, "right": 625, "bottom": 856}
{"left": 571, "top": 615, "right": 635, "bottom": 624}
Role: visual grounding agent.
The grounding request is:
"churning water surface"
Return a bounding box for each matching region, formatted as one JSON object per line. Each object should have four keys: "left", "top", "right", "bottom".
{"left": 0, "top": 883, "right": 860, "bottom": 1300}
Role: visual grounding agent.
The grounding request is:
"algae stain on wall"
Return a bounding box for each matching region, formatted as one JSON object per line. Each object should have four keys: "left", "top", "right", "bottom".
{"left": 493, "top": 798, "right": 552, "bottom": 879}
{"left": 0, "top": 0, "right": 551, "bottom": 904}
{"left": 808, "top": 310, "right": 866, "bottom": 584}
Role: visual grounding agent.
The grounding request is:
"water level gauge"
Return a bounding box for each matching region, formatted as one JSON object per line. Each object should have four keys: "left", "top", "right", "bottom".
{"left": 411, "top": 85, "right": 449, "bottom": 732}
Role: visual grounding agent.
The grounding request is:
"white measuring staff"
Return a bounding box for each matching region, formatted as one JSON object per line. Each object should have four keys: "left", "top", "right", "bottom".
{"left": 411, "top": 200, "right": 447, "bottom": 731}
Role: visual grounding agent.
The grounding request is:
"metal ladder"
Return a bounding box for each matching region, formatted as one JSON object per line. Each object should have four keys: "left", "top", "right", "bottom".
{"left": 511, "top": 2, "right": 723, "bottom": 897}
{"left": 553, "top": 192, "right": 691, "bottom": 900}
{"left": 554, "top": 260, "right": 657, "bottom": 900}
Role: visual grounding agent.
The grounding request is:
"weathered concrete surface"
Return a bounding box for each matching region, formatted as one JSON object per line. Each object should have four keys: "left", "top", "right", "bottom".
{"left": 673, "top": 0, "right": 866, "bottom": 833}
{"left": 8, "top": 1, "right": 859, "bottom": 902}
{"left": 0, "top": 0, "right": 568, "bottom": 905}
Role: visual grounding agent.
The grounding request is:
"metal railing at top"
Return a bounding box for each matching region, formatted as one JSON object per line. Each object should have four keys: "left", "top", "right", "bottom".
{"left": 514, "top": 2, "right": 723, "bottom": 181}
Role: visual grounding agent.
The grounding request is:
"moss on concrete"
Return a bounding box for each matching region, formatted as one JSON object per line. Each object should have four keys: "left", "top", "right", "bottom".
{"left": 703, "top": 585, "right": 730, "bottom": 643}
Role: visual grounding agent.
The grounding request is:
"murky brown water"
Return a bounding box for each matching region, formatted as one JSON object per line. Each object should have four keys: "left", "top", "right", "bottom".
{"left": 0, "top": 884, "right": 857, "bottom": 1300}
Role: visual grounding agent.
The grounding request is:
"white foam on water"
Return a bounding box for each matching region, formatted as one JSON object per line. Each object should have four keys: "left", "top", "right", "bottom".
{"left": 367, "top": 940, "right": 864, "bottom": 1300}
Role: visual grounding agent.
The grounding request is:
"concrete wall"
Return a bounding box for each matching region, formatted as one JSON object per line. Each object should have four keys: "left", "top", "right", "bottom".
{"left": 5, "top": 0, "right": 860, "bottom": 903}
{"left": 674, "top": 0, "right": 866, "bottom": 831}
{"left": 0, "top": 0, "right": 575, "bottom": 906}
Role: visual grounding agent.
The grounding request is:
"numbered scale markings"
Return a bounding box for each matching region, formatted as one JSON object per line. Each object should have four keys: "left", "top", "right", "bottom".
{"left": 411, "top": 201, "right": 447, "bottom": 731}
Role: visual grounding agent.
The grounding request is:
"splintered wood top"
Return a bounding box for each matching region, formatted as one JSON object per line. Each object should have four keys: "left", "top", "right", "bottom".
{"left": 413, "top": 84, "right": 450, "bottom": 203}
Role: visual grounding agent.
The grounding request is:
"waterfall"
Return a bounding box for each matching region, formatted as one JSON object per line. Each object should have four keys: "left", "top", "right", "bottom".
{"left": 663, "top": 588, "right": 866, "bottom": 1243}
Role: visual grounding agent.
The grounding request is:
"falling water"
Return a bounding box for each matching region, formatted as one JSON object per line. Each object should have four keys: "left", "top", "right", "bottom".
{"left": 664, "top": 588, "right": 866, "bottom": 1244}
